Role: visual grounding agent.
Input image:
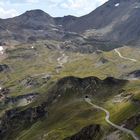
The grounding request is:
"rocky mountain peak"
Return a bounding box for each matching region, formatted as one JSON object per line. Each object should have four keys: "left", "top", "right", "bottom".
{"left": 1, "top": 0, "right": 140, "bottom": 45}
{"left": 23, "top": 9, "right": 51, "bottom": 18}
{"left": 109, "top": 0, "right": 140, "bottom": 3}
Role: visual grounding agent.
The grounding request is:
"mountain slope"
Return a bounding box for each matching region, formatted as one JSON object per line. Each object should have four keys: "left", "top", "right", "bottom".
{"left": 1, "top": 76, "right": 140, "bottom": 140}
{"left": 0, "top": 10, "right": 64, "bottom": 43}
{"left": 56, "top": 0, "right": 140, "bottom": 43}
{"left": 1, "top": 1, "right": 140, "bottom": 140}
{"left": 1, "top": 0, "right": 140, "bottom": 46}
{"left": 0, "top": 76, "right": 128, "bottom": 140}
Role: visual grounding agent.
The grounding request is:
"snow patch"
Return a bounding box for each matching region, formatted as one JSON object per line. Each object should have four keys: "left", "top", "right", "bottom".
{"left": 115, "top": 3, "right": 120, "bottom": 7}
{"left": 0, "top": 46, "right": 4, "bottom": 54}
{"left": 135, "top": 5, "right": 140, "bottom": 9}
{"left": 49, "top": 24, "right": 57, "bottom": 28}
{"left": 52, "top": 28, "right": 59, "bottom": 31}
{"left": 0, "top": 46, "right": 4, "bottom": 51}
{"left": 31, "top": 46, "right": 34, "bottom": 49}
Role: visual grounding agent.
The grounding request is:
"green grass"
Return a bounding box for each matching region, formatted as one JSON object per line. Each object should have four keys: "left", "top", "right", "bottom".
{"left": 1, "top": 42, "right": 140, "bottom": 139}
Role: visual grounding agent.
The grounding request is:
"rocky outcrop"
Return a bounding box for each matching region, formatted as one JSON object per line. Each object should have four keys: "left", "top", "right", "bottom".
{"left": 3, "top": 93, "right": 38, "bottom": 105}
{"left": 131, "top": 98, "right": 140, "bottom": 105}
{"left": 0, "top": 102, "right": 48, "bottom": 139}
{"left": 124, "top": 113, "right": 140, "bottom": 130}
{"left": 0, "top": 64, "right": 9, "bottom": 72}
{"left": 99, "top": 57, "right": 109, "bottom": 64}
{"left": 0, "top": 88, "right": 10, "bottom": 101}
{"left": 103, "top": 77, "right": 127, "bottom": 85}
{"left": 64, "top": 124, "right": 101, "bottom": 140}
{"left": 0, "top": 92, "right": 42, "bottom": 140}
{"left": 21, "top": 76, "right": 40, "bottom": 87}
{"left": 127, "top": 70, "right": 140, "bottom": 78}
{"left": 20, "top": 76, "right": 49, "bottom": 88}
{"left": 0, "top": 88, "right": 10, "bottom": 96}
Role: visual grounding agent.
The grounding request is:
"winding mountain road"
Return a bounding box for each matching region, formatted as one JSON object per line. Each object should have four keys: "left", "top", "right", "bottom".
{"left": 114, "top": 49, "right": 137, "bottom": 62}
{"left": 85, "top": 98, "right": 140, "bottom": 140}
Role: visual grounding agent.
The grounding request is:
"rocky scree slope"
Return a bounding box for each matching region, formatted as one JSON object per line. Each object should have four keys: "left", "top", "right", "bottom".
{"left": 55, "top": 0, "right": 140, "bottom": 43}
{"left": 1, "top": 0, "right": 140, "bottom": 47}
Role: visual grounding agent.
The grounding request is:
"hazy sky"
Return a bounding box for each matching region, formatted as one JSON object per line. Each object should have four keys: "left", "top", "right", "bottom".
{"left": 0, "top": 0, "right": 108, "bottom": 19}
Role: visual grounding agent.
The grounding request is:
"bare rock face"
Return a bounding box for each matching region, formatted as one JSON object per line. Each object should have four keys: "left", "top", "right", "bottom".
{"left": 124, "top": 113, "right": 140, "bottom": 130}
{"left": 1, "top": 0, "right": 140, "bottom": 46}
{"left": 131, "top": 98, "right": 140, "bottom": 105}
{"left": 0, "top": 102, "right": 48, "bottom": 139}
{"left": 3, "top": 93, "right": 38, "bottom": 105}
{"left": 99, "top": 57, "right": 109, "bottom": 64}
{"left": 0, "top": 64, "right": 9, "bottom": 72}
{"left": 0, "top": 9, "right": 63, "bottom": 42}
{"left": 64, "top": 124, "right": 101, "bottom": 140}
{"left": 128, "top": 70, "right": 140, "bottom": 78}
{"left": 0, "top": 88, "right": 10, "bottom": 95}
{"left": 55, "top": 0, "right": 140, "bottom": 44}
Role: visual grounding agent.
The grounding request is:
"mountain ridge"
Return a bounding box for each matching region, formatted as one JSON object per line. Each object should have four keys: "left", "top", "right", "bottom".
{"left": 1, "top": 0, "right": 140, "bottom": 46}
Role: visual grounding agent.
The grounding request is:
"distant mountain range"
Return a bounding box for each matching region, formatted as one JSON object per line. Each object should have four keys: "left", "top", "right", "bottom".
{"left": 0, "top": 0, "right": 140, "bottom": 46}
